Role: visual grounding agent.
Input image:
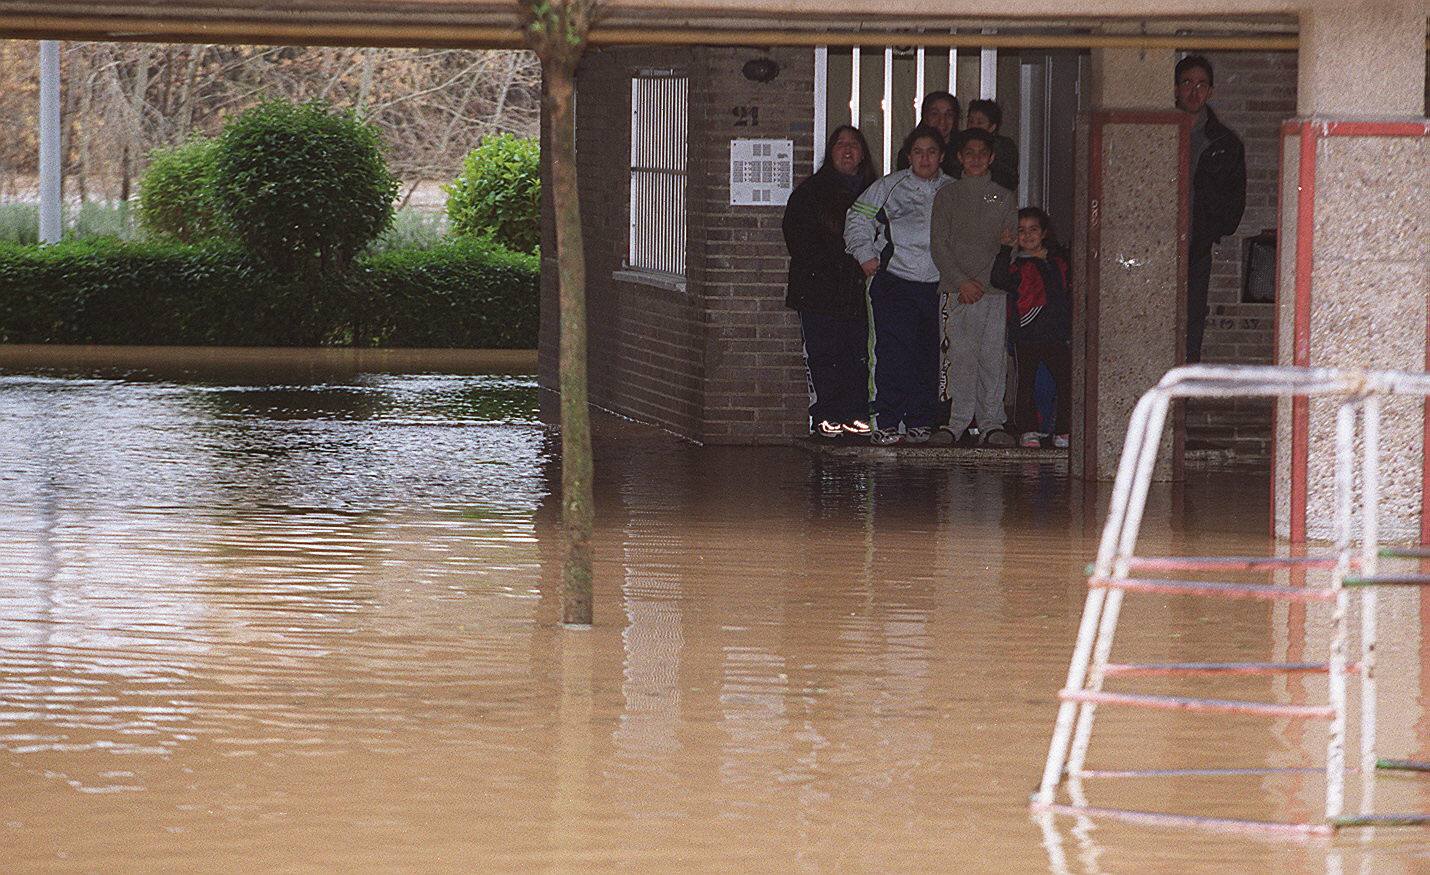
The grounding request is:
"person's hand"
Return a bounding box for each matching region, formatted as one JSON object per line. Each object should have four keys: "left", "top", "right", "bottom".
{"left": 860, "top": 258, "right": 879, "bottom": 277}
{"left": 999, "top": 227, "right": 1016, "bottom": 246}
{"left": 958, "top": 280, "right": 984, "bottom": 304}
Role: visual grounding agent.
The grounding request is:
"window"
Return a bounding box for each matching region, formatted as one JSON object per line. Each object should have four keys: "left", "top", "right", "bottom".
{"left": 628, "top": 71, "right": 688, "bottom": 277}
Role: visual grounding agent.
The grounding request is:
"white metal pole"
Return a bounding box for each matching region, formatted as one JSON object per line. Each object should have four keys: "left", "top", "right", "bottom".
{"left": 849, "top": 46, "right": 861, "bottom": 127}
{"left": 914, "top": 46, "right": 926, "bottom": 116}
{"left": 979, "top": 38, "right": 997, "bottom": 100}
{"left": 1326, "top": 399, "right": 1355, "bottom": 820}
{"left": 881, "top": 47, "right": 893, "bottom": 173}
{"left": 38, "top": 40, "right": 62, "bottom": 244}
{"left": 1359, "top": 394, "right": 1380, "bottom": 816}
{"left": 947, "top": 47, "right": 957, "bottom": 96}
{"left": 813, "top": 46, "right": 828, "bottom": 171}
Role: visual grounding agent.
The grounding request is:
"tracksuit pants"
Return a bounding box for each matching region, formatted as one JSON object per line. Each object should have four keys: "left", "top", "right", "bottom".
{"left": 869, "top": 271, "right": 940, "bottom": 431}
{"left": 941, "top": 290, "right": 1008, "bottom": 437}
{"left": 799, "top": 309, "right": 870, "bottom": 427}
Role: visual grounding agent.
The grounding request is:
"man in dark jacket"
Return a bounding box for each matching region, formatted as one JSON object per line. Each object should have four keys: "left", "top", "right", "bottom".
{"left": 1176, "top": 54, "right": 1246, "bottom": 363}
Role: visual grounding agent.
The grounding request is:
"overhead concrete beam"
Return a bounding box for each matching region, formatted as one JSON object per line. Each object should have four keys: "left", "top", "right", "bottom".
{"left": 0, "top": 0, "right": 1339, "bottom": 51}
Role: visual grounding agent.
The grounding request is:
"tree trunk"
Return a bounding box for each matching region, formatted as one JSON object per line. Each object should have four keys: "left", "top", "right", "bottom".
{"left": 525, "top": 0, "right": 597, "bottom": 627}
{"left": 547, "top": 68, "right": 594, "bottom": 626}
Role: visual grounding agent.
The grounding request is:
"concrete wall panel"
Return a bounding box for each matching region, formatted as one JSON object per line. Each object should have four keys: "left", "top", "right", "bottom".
{"left": 1277, "top": 127, "right": 1428, "bottom": 542}
{"left": 1088, "top": 120, "right": 1183, "bottom": 479}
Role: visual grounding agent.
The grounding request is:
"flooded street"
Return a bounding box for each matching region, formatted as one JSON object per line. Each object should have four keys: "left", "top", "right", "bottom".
{"left": 1, "top": 346, "right": 1425, "bottom": 872}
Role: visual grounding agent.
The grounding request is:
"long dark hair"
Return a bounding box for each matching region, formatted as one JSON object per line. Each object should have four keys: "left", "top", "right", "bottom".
{"left": 818, "top": 124, "right": 876, "bottom": 188}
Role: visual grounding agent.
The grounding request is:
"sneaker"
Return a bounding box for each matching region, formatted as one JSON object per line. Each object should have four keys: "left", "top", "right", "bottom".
{"left": 1053, "top": 433, "right": 1070, "bottom": 449}
{"left": 1020, "top": 431, "right": 1046, "bottom": 449}
{"left": 905, "top": 426, "right": 932, "bottom": 444}
{"left": 842, "top": 419, "right": 871, "bottom": 436}
{"left": 816, "top": 420, "right": 843, "bottom": 439}
{"left": 981, "top": 426, "right": 1017, "bottom": 448}
{"left": 927, "top": 426, "right": 957, "bottom": 447}
{"left": 870, "top": 428, "right": 903, "bottom": 446}
{"left": 955, "top": 426, "right": 981, "bottom": 448}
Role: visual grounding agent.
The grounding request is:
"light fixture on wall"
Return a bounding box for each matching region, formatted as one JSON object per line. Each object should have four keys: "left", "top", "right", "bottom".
{"left": 742, "top": 57, "right": 780, "bottom": 83}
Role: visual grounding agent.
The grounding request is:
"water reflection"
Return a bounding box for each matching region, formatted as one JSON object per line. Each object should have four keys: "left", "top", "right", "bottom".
{"left": 0, "top": 347, "right": 1424, "bottom": 870}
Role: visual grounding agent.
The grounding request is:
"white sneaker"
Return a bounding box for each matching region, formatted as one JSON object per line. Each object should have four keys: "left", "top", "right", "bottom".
{"left": 870, "top": 428, "right": 903, "bottom": 446}
{"left": 1020, "top": 431, "right": 1045, "bottom": 449}
{"left": 816, "top": 420, "right": 843, "bottom": 439}
{"left": 1053, "top": 433, "right": 1070, "bottom": 449}
{"left": 842, "top": 419, "right": 871, "bottom": 436}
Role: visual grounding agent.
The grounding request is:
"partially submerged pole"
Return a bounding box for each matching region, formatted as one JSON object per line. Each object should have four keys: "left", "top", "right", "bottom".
{"left": 38, "top": 39, "right": 62, "bottom": 244}
{"left": 523, "top": 0, "right": 598, "bottom": 626}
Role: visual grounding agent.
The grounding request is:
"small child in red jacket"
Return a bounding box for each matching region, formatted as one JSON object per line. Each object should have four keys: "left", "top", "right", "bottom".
{"left": 991, "top": 207, "right": 1071, "bottom": 449}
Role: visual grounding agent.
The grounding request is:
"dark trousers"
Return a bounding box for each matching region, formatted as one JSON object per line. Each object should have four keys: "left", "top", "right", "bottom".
{"left": 1186, "top": 234, "right": 1215, "bottom": 364}
{"left": 1015, "top": 339, "right": 1070, "bottom": 435}
{"left": 799, "top": 309, "right": 870, "bottom": 426}
{"left": 869, "top": 271, "right": 940, "bottom": 430}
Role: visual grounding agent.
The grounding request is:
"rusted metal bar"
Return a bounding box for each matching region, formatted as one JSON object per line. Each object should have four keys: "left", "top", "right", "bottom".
{"left": 1329, "top": 813, "right": 1430, "bottom": 828}
{"left": 1088, "top": 577, "right": 1336, "bottom": 602}
{"left": 1342, "top": 574, "right": 1430, "bottom": 587}
{"left": 1376, "top": 759, "right": 1430, "bottom": 772}
{"left": 1123, "top": 555, "right": 1343, "bottom": 572}
{"left": 1102, "top": 661, "right": 1354, "bottom": 677}
{"left": 1378, "top": 546, "right": 1430, "bottom": 558}
{"left": 1058, "top": 690, "right": 1335, "bottom": 719}
{"left": 1031, "top": 802, "right": 1335, "bottom": 837}
{"left": 1076, "top": 766, "right": 1324, "bottom": 778}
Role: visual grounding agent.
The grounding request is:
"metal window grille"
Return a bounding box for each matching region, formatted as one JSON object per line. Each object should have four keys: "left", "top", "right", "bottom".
{"left": 628, "top": 72, "right": 688, "bottom": 276}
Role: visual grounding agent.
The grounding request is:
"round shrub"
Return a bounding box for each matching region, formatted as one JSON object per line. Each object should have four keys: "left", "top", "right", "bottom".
{"left": 137, "top": 137, "right": 226, "bottom": 244}
{"left": 444, "top": 134, "right": 540, "bottom": 253}
{"left": 212, "top": 100, "right": 399, "bottom": 272}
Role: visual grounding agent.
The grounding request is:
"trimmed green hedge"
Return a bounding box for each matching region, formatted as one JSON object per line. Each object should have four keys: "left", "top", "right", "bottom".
{"left": 0, "top": 238, "right": 538, "bottom": 348}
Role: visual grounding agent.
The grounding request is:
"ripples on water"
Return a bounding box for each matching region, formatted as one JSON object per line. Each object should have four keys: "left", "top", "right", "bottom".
{"left": 0, "top": 348, "right": 1424, "bottom": 871}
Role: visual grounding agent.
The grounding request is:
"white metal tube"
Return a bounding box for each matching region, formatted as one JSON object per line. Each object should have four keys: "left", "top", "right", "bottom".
{"left": 38, "top": 39, "right": 62, "bottom": 244}
{"left": 1325, "top": 399, "right": 1356, "bottom": 820}
{"left": 914, "top": 46, "right": 925, "bottom": 116}
{"left": 1359, "top": 394, "right": 1380, "bottom": 816}
{"left": 882, "top": 46, "right": 893, "bottom": 173}
{"left": 979, "top": 41, "right": 997, "bottom": 99}
{"left": 1038, "top": 388, "right": 1161, "bottom": 800}
{"left": 813, "top": 46, "right": 828, "bottom": 171}
{"left": 849, "top": 46, "right": 860, "bottom": 127}
{"left": 1068, "top": 392, "right": 1173, "bottom": 776}
{"left": 1036, "top": 586, "right": 1109, "bottom": 803}
{"left": 947, "top": 47, "right": 957, "bottom": 96}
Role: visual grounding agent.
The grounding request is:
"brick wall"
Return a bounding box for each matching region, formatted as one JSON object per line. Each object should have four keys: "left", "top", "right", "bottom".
{"left": 1184, "top": 50, "right": 1297, "bottom": 462}
{"left": 540, "top": 46, "right": 707, "bottom": 440}
{"left": 542, "top": 45, "right": 815, "bottom": 444}
{"left": 692, "top": 47, "right": 812, "bottom": 444}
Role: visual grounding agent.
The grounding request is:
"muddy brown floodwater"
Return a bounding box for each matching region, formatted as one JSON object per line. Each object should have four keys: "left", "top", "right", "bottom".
{"left": 1, "top": 346, "right": 1425, "bottom": 872}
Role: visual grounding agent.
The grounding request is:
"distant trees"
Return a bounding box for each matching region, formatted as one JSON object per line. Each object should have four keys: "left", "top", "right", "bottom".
{"left": 0, "top": 43, "right": 540, "bottom": 202}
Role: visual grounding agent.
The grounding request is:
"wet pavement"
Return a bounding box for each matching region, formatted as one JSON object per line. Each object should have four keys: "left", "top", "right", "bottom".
{"left": 0, "top": 346, "right": 1425, "bottom": 872}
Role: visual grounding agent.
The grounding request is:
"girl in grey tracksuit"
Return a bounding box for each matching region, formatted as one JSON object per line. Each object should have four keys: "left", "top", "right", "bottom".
{"left": 843, "top": 126, "right": 953, "bottom": 443}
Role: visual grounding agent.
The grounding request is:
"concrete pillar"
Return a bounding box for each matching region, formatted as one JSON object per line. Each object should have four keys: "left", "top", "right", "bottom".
{"left": 1072, "top": 44, "right": 1186, "bottom": 481}
{"left": 1273, "top": 0, "right": 1428, "bottom": 541}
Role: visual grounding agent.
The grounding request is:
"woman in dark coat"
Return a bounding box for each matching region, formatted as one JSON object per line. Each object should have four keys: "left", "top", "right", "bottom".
{"left": 781, "top": 125, "right": 877, "bottom": 438}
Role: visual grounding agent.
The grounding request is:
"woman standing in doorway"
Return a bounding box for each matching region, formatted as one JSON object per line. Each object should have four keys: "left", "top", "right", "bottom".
{"left": 782, "top": 125, "right": 878, "bottom": 439}
{"left": 844, "top": 125, "right": 954, "bottom": 446}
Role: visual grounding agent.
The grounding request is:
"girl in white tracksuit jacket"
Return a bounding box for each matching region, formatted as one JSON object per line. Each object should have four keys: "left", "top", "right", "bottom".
{"left": 843, "top": 126, "right": 952, "bottom": 444}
